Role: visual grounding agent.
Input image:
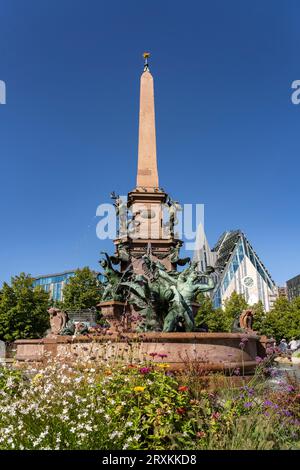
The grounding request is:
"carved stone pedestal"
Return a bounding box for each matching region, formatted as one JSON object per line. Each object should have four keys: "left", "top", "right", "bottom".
{"left": 98, "top": 301, "right": 130, "bottom": 333}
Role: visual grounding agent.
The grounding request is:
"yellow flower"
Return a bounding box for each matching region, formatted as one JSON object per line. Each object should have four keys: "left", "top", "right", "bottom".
{"left": 32, "top": 373, "right": 43, "bottom": 385}
{"left": 134, "top": 386, "right": 145, "bottom": 392}
{"left": 156, "top": 363, "right": 170, "bottom": 369}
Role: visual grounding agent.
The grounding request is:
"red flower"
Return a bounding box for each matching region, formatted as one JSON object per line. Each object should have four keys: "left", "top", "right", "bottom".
{"left": 176, "top": 407, "right": 186, "bottom": 415}
{"left": 196, "top": 431, "right": 205, "bottom": 438}
{"left": 178, "top": 386, "right": 189, "bottom": 392}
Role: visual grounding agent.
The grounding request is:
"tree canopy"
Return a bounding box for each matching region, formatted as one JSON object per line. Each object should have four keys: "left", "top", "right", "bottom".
{"left": 195, "top": 291, "right": 248, "bottom": 332}
{"left": 62, "top": 267, "right": 102, "bottom": 311}
{"left": 258, "top": 297, "right": 300, "bottom": 342}
{"left": 0, "top": 273, "right": 50, "bottom": 341}
{"left": 195, "top": 290, "right": 300, "bottom": 342}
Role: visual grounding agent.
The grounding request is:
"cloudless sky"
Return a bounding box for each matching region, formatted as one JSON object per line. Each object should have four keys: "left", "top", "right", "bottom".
{"left": 0, "top": 0, "right": 299, "bottom": 286}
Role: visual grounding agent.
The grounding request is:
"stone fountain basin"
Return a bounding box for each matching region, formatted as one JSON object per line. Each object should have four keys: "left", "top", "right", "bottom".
{"left": 14, "top": 332, "right": 264, "bottom": 374}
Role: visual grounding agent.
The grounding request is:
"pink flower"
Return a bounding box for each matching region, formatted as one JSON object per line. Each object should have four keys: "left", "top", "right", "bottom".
{"left": 266, "top": 347, "right": 274, "bottom": 355}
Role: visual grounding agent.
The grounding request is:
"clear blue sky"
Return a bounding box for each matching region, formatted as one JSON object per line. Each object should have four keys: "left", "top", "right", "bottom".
{"left": 0, "top": 0, "right": 299, "bottom": 286}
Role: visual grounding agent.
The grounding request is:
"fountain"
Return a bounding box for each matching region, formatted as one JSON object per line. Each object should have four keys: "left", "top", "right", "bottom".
{"left": 14, "top": 54, "right": 270, "bottom": 373}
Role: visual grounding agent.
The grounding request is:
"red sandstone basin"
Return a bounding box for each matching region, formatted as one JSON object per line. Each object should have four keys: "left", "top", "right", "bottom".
{"left": 14, "top": 332, "right": 266, "bottom": 374}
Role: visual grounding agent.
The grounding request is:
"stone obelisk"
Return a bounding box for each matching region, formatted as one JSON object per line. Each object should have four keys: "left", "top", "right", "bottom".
{"left": 136, "top": 54, "right": 159, "bottom": 189}
{"left": 115, "top": 53, "right": 181, "bottom": 274}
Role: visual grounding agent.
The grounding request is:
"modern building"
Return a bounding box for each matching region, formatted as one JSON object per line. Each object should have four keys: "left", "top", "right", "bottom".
{"left": 286, "top": 274, "right": 300, "bottom": 301}
{"left": 194, "top": 228, "right": 277, "bottom": 312}
{"left": 277, "top": 286, "right": 287, "bottom": 298}
{"left": 32, "top": 269, "right": 103, "bottom": 302}
{"left": 32, "top": 271, "right": 76, "bottom": 302}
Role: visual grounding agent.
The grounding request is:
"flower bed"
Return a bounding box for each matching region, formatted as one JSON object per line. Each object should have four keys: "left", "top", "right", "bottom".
{"left": 0, "top": 355, "right": 299, "bottom": 450}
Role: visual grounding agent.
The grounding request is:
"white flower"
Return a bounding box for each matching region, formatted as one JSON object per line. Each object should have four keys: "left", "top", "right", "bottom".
{"left": 109, "top": 430, "right": 123, "bottom": 439}
{"left": 6, "top": 378, "right": 14, "bottom": 388}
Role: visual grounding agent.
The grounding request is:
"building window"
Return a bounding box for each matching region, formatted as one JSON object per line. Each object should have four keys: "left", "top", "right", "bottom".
{"left": 223, "top": 273, "right": 229, "bottom": 292}
{"left": 213, "top": 287, "right": 221, "bottom": 308}
{"left": 231, "top": 253, "right": 239, "bottom": 273}
{"left": 53, "top": 283, "right": 62, "bottom": 301}
{"left": 237, "top": 240, "right": 244, "bottom": 263}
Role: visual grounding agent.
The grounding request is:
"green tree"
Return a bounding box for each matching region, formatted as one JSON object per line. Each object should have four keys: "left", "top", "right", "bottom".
{"left": 260, "top": 297, "right": 300, "bottom": 342}
{"left": 195, "top": 292, "right": 248, "bottom": 333}
{"left": 223, "top": 291, "right": 248, "bottom": 332}
{"left": 62, "top": 267, "right": 102, "bottom": 311}
{"left": 251, "top": 301, "right": 266, "bottom": 333}
{"left": 290, "top": 296, "right": 300, "bottom": 339}
{"left": 0, "top": 273, "right": 50, "bottom": 341}
{"left": 196, "top": 291, "right": 300, "bottom": 340}
{"left": 195, "top": 291, "right": 248, "bottom": 332}
{"left": 195, "top": 293, "right": 225, "bottom": 332}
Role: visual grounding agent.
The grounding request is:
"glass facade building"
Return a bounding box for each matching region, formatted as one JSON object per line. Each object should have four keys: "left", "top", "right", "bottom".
{"left": 32, "top": 271, "right": 76, "bottom": 302}
{"left": 194, "top": 229, "right": 277, "bottom": 312}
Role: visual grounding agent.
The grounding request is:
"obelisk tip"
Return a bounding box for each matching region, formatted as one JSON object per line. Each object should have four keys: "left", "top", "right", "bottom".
{"left": 143, "top": 52, "right": 150, "bottom": 72}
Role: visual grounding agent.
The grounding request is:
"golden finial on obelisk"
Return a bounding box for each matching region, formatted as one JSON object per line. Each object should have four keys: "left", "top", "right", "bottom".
{"left": 143, "top": 51, "right": 150, "bottom": 71}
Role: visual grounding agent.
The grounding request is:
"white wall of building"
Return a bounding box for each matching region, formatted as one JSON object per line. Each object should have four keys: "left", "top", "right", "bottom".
{"left": 220, "top": 255, "right": 275, "bottom": 311}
